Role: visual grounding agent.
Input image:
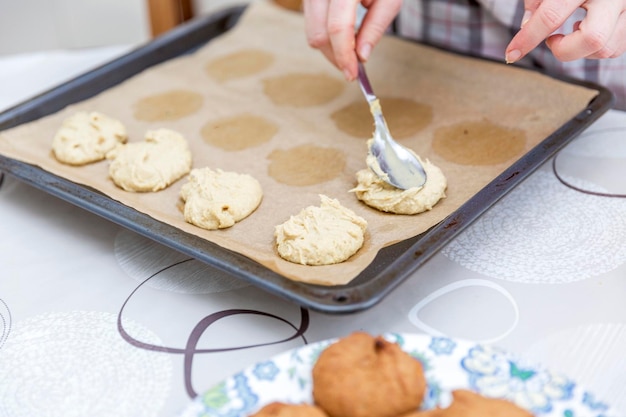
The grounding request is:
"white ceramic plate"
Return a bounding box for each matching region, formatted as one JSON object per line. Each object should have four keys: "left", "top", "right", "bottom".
{"left": 179, "top": 333, "right": 617, "bottom": 417}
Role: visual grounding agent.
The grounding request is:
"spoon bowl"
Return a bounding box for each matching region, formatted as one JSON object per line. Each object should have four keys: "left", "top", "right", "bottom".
{"left": 357, "top": 62, "right": 427, "bottom": 190}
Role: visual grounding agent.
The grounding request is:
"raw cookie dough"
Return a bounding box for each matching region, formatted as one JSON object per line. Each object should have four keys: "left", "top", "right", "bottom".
{"left": 180, "top": 167, "right": 263, "bottom": 230}
{"left": 52, "top": 111, "right": 127, "bottom": 165}
{"left": 351, "top": 141, "right": 447, "bottom": 214}
{"left": 274, "top": 195, "right": 367, "bottom": 266}
{"left": 106, "top": 128, "right": 192, "bottom": 192}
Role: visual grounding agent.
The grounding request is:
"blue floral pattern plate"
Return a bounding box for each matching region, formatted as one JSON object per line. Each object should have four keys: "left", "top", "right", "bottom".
{"left": 179, "top": 333, "right": 617, "bottom": 417}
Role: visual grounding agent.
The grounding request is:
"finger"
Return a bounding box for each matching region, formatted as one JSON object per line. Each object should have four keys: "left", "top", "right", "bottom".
{"left": 580, "top": 11, "right": 626, "bottom": 59}
{"left": 327, "top": 0, "right": 361, "bottom": 80}
{"left": 303, "top": 0, "right": 339, "bottom": 68}
{"left": 544, "top": 0, "right": 621, "bottom": 61}
{"left": 606, "top": 11, "right": 626, "bottom": 57}
{"left": 505, "top": 0, "right": 584, "bottom": 63}
{"left": 355, "top": 0, "right": 402, "bottom": 61}
{"left": 317, "top": 43, "right": 341, "bottom": 69}
{"left": 303, "top": 0, "right": 331, "bottom": 51}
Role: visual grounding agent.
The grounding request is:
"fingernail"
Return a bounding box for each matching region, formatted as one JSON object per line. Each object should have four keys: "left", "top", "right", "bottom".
{"left": 343, "top": 68, "right": 353, "bottom": 81}
{"left": 521, "top": 10, "right": 531, "bottom": 28}
{"left": 359, "top": 43, "right": 372, "bottom": 62}
{"left": 505, "top": 49, "right": 522, "bottom": 64}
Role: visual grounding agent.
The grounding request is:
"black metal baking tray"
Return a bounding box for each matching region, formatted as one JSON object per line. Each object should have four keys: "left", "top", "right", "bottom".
{"left": 0, "top": 5, "right": 613, "bottom": 314}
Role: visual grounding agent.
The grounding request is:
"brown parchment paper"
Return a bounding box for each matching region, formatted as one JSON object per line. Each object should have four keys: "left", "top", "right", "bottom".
{"left": 0, "top": 1, "right": 598, "bottom": 286}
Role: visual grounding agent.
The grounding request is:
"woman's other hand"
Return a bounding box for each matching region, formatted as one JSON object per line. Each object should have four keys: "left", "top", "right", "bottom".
{"left": 506, "top": 0, "right": 626, "bottom": 63}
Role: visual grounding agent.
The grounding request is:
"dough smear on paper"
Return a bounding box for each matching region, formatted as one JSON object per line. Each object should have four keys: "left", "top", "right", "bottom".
{"left": 274, "top": 195, "right": 367, "bottom": 266}
{"left": 106, "top": 128, "right": 192, "bottom": 192}
{"left": 52, "top": 111, "right": 127, "bottom": 165}
{"left": 180, "top": 167, "right": 263, "bottom": 230}
{"left": 352, "top": 141, "right": 447, "bottom": 214}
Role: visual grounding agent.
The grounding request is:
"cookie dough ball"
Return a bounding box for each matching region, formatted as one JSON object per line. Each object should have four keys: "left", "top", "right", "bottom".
{"left": 106, "top": 128, "right": 192, "bottom": 192}
{"left": 180, "top": 167, "right": 263, "bottom": 230}
{"left": 401, "top": 389, "right": 533, "bottom": 417}
{"left": 351, "top": 155, "right": 447, "bottom": 215}
{"left": 274, "top": 195, "right": 367, "bottom": 266}
{"left": 312, "top": 332, "right": 426, "bottom": 417}
{"left": 52, "top": 111, "right": 127, "bottom": 165}
{"left": 250, "top": 402, "right": 328, "bottom": 417}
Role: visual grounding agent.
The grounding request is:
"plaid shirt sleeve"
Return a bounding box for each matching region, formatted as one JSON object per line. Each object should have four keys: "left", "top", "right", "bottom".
{"left": 395, "top": 0, "right": 626, "bottom": 110}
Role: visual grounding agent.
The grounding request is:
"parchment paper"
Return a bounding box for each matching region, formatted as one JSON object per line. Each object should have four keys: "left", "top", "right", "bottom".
{"left": 0, "top": 1, "right": 598, "bottom": 285}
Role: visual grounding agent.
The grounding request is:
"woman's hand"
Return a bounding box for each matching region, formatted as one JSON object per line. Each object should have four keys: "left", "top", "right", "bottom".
{"left": 506, "top": 0, "right": 626, "bottom": 63}
{"left": 303, "top": 0, "right": 402, "bottom": 81}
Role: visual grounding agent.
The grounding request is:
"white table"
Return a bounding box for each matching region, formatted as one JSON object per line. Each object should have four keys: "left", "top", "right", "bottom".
{"left": 1, "top": 46, "right": 625, "bottom": 417}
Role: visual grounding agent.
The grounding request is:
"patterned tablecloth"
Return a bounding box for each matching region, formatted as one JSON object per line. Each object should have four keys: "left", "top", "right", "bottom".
{"left": 1, "top": 47, "right": 625, "bottom": 417}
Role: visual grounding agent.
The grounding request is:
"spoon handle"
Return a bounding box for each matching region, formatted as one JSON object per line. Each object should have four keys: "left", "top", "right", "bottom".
{"left": 357, "top": 62, "right": 388, "bottom": 130}
{"left": 357, "top": 62, "right": 377, "bottom": 104}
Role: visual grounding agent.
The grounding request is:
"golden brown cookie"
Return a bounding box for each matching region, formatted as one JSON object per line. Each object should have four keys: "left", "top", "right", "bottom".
{"left": 312, "top": 332, "right": 426, "bottom": 417}
{"left": 250, "top": 402, "right": 328, "bottom": 417}
{"left": 400, "top": 389, "right": 533, "bottom": 417}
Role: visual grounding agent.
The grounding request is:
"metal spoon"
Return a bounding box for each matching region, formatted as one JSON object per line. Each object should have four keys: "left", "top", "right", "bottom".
{"left": 357, "top": 62, "right": 427, "bottom": 189}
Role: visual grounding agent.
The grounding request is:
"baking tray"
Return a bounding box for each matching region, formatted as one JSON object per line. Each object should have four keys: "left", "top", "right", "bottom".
{"left": 0, "top": 5, "right": 613, "bottom": 314}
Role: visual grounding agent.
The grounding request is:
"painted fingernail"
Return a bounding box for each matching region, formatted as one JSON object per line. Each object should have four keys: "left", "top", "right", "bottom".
{"left": 521, "top": 10, "right": 531, "bottom": 28}
{"left": 505, "top": 49, "right": 522, "bottom": 64}
{"left": 359, "top": 43, "right": 372, "bottom": 62}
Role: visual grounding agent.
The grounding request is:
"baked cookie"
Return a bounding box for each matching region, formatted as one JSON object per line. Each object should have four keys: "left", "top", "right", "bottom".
{"left": 312, "top": 332, "right": 426, "bottom": 417}
{"left": 52, "top": 111, "right": 127, "bottom": 165}
{"left": 274, "top": 195, "right": 367, "bottom": 266}
{"left": 250, "top": 402, "right": 328, "bottom": 417}
{"left": 180, "top": 167, "right": 263, "bottom": 230}
{"left": 351, "top": 141, "right": 447, "bottom": 215}
{"left": 106, "top": 128, "right": 192, "bottom": 192}
{"left": 400, "top": 389, "right": 533, "bottom": 417}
